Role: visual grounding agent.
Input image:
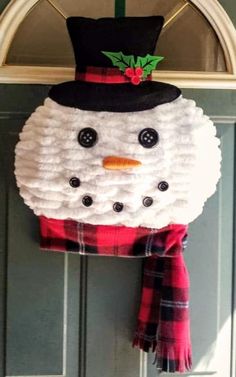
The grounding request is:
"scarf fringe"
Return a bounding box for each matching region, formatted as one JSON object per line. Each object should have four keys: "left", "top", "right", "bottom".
{"left": 132, "top": 333, "right": 157, "bottom": 353}
{"left": 153, "top": 341, "right": 192, "bottom": 373}
{"left": 133, "top": 335, "right": 192, "bottom": 373}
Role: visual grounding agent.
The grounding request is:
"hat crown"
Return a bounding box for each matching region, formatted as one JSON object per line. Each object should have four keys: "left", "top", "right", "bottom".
{"left": 66, "top": 16, "right": 164, "bottom": 71}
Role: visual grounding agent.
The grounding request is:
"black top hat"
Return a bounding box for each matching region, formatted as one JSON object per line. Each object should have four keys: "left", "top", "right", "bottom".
{"left": 49, "top": 16, "right": 181, "bottom": 112}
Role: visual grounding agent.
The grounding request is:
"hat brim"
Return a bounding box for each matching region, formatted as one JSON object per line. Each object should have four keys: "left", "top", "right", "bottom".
{"left": 48, "top": 80, "right": 181, "bottom": 112}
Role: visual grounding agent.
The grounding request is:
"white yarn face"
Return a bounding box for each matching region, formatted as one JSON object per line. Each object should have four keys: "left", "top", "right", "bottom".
{"left": 14, "top": 95, "right": 221, "bottom": 228}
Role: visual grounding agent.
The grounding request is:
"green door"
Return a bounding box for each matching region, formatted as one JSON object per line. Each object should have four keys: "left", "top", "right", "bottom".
{"left": 1, "top": 88, "right": 235, "bottom": 377}
{"left": 1, "top": 2, "right": 236, "bottom": 377}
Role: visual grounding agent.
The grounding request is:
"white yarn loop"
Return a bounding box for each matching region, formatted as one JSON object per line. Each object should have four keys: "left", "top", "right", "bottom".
{"left": 14, "top": 95, "right": 221, "bottom": 228}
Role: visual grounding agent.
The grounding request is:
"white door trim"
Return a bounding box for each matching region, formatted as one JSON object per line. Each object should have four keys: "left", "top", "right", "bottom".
{"left": 0, "top": 0, "right": 236, "bottom": 88}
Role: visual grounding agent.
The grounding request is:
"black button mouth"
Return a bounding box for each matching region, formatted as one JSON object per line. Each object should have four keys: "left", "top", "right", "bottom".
{"left": 143, "top": 196, "right": 153, "bottom": 207}
{"left": 158, "top": 181, "right": 169, "bottom": 191}
{"left": 69, "top": 177, "right": 81, "bottom": 188}
{"left": 113, "top": 202, "right": 124, "bottom": 212}
{"left": 82, "top": 195, "right": 93, "bottom": 207}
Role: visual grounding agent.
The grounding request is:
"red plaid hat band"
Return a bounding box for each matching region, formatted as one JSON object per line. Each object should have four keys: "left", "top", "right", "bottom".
{"left": 75, "top": 66, "right": 152, "bottom": 84}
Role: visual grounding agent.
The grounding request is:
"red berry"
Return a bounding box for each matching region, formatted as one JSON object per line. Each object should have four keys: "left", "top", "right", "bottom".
{"left": 131, "top": 76, "right": 141, "bottom": 85}
{"left": 125, "top": 67, "right": 135, "bottom": 78}
{"left": 135, "top": 67, "right": 143, "bottom": 77}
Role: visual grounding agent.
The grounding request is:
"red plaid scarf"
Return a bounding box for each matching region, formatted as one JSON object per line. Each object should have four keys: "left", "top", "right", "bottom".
{"left": 40, "top": 216, "right": 192, "bottom": 373}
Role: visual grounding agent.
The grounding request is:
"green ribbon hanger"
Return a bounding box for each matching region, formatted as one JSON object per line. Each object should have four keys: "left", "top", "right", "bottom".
{"left": 115, "top": 0, "right": 126, "bottom": 17}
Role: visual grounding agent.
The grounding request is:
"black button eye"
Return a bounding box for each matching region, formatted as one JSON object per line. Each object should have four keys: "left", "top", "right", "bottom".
{"left": 82, "top": 195, "right": 93, "bottom": 207}
{"left": 158, "top": 181, "right": 169, "bottom": 191}
{"left": 69, "top": 177, "right": 80, "bottom": 188}
{"left": 143, "top": 197, "right": 153, "bottom": 207}
{"left": 138, "top": 128, "right": 159, "bottom": 148}
{"left": 78, "top": 127, "right": 97, "bottom": 148}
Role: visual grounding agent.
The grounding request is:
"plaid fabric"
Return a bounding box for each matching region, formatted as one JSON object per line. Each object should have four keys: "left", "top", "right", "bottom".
{"left": 75, "top": 66, "right": 152, "bottom": 84}
{"left": 132, "top": 249, "right": 192, "bottom": 373}
{"left": 39, "top": 216, "right": 192, "bottom": 373}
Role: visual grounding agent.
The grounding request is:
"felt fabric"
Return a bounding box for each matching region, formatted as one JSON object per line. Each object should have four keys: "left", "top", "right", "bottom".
{"left": 66, "top": 16, "right": 164, "bottom": 71}
{"left": 103, "top": 155, "right": 142, "bottom": 170}
{"left": 39, "top": 216, "right": 191, "bottom": 372}
{"left": 48, "top": 80, "right": 181, "bottom": 112}
{"left": 49, "top": 16, "right": 181, "bottom": 111}
{"left": 101, "top": 51, "right": 164, "bottom": 82}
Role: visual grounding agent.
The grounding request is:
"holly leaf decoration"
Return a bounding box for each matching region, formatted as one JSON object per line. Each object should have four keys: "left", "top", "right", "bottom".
{"left": 101, "top": 51, "right": 164, "bottom": 82}
{"left": 136, "top": 54, "right": 164, "bottom": 78}
{"left": 102, "top": 51, "right": 135, "bottom": 71}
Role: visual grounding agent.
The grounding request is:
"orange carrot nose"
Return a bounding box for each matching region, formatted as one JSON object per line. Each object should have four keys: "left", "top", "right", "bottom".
{"left": 103, "top": 156, "right": 142, "bottom": 170}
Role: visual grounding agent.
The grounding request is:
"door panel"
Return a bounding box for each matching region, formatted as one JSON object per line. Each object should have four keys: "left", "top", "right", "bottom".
{"left": 86, "top": 257, "right": 141, "bottom": 377}
{"left": 187, "top": 125, "right": 234, "bottom": 376}
{"left": 0, "top": 114, "right": 80, "bottom": 377}
{"left": 6, "top": 130, "right": 64, "bottom": 374}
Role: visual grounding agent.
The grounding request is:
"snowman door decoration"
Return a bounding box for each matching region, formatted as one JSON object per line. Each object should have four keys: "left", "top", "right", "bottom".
{"left": 15, "top": 16, "right": 221, "bottom": 373}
